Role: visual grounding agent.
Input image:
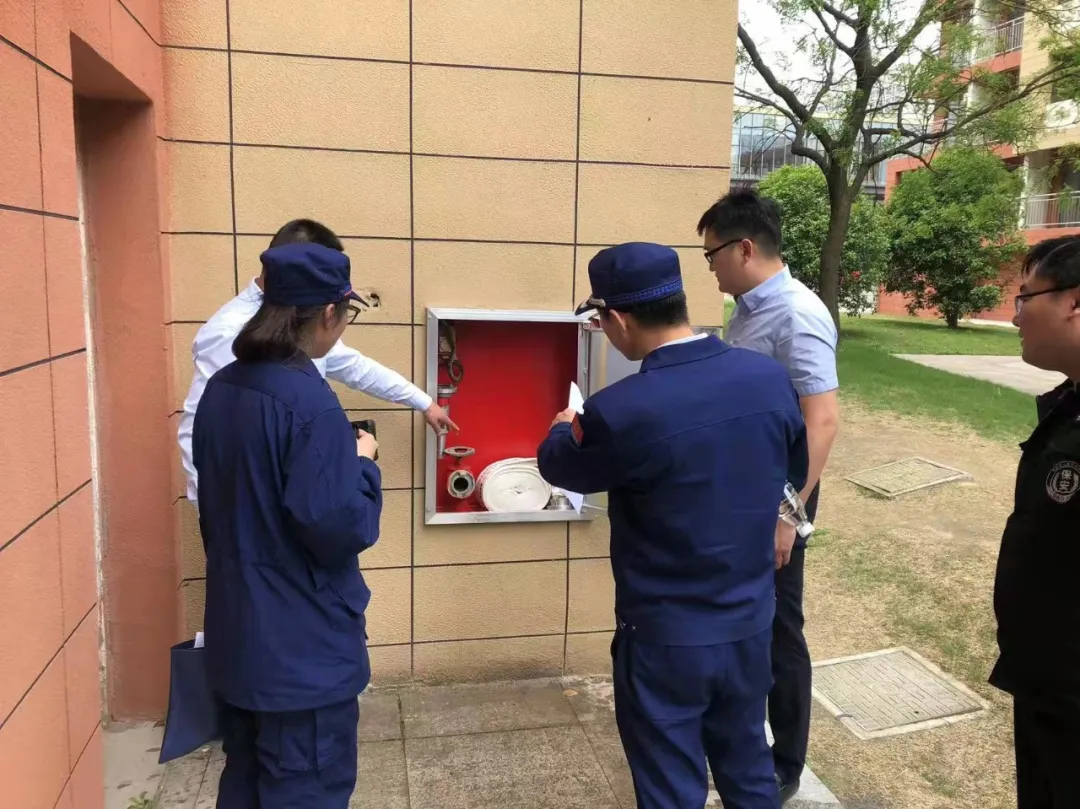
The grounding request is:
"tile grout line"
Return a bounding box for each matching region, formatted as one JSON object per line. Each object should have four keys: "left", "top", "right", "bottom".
{"left": 47, "top": 719, "right": 100, "bottom": 809}
{"left": 158, "top": 137, "right": 731, "bottom": 170}
{"left": 0, "top": 34, "right": 70, "bottom": 83}
{"left": 0, "top": 202, "right": 79, "bottom": 221}
{"left": 0, "top": 479, "right": 92, "bottom": 557}
{"left": 159, "top": 44, "right": 736, "bottom": 86}
{"left": 398, "top": 691, "right": 413, "bottom": 809}
{"left": 0, "top": 601, "right": 96, "bottom": 732}
{"left": 160, "top": 232, "right": 713, "bottom": 249}
{"left": 225, "top": 0, "right": 239, "bottom": 296}
{"left": 35, "top": 11, "right": 75, "bottom": 776}
{"left": 408, "top": 0, "right": 417, "bottom": 683}
{"left": 565, "top": 0, "right": 586, "bottom": 677}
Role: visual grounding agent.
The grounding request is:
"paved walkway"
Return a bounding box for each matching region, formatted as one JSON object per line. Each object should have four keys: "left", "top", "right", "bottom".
{"left": 156, "top": 677, "right": 840, "bottom": 808}
{"left": 895, "top": 354, "right": 1066, "bottom": 396}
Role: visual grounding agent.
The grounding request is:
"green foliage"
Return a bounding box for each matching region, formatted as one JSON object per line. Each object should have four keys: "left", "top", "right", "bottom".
{"left": 757, "top": 166, "right": 890, "bottom": 315}
{"left": 885, "top": 148, "right": 1026, "bottom": 328}
{"left": 126, "top": 794, "right": 155, "bottom": 809}
{"left": 736, "top": 0, "right": 1080, "bottom": 323}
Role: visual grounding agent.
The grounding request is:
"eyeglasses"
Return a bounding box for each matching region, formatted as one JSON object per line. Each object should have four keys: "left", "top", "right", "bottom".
{"left": 703, "top": 239, "right": 742, "bottom": 265}
{"left": 1014, "top": 284, "right": 1080, "bottom": 313}
{"left": 347, "top": 305, "right": 364, "bottom": 324}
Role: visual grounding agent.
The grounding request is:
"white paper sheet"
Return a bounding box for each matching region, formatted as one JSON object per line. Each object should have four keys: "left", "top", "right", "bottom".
{"left": 569, "top": 382, "right": 585, "bottom": 415}
{"left": 561, "top": 382, "right": 586, "bottom": 513}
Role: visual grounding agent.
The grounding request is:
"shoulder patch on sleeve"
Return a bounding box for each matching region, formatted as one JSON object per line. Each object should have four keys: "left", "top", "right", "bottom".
{"left": 570, "top": 413, "right": 584, "bottom": 446}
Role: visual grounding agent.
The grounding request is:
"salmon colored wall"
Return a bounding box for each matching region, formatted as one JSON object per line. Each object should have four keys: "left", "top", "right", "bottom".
{"left": 1, "top": 0, "right": 172, "bottom": 807}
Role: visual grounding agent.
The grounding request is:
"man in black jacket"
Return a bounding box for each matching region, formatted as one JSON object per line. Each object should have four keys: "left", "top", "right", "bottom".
{"left": 991, "top": 236, "right": 1080, "bottom": 809}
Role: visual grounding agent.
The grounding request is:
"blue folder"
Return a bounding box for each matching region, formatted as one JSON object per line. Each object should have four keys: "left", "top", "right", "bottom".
{"left": 158, "top": 639, "right": 223, "bottom": 764}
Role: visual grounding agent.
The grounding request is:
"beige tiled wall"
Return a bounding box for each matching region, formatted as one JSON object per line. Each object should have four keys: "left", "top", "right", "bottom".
{"left": 164, "top": 0, "right": 736, "bottom": 685}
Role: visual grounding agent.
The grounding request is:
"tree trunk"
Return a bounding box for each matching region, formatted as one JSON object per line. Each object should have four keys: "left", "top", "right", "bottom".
{"left": 820, "top": 176, "right": 855, "bottom": 329}
{"left": 945, "top": 312, "right": 960, "bottom": 329}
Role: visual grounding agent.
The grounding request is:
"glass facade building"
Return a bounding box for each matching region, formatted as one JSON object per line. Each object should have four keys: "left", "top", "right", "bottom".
{"left": 730, "top": 112, "right": 888, "bottom": 199}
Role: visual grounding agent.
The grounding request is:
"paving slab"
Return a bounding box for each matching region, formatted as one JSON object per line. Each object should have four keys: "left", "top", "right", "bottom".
{"left": 406, "top": 725, "right": 619, "bottom": 809}
{"left": 352, "top": 740, "right": 410, "bottom": 809}
{"left": 158, "top": 676, "right": 843, "bottom": 808}
{"left": 895, "top": 354, "right": 1066, "bottom": 396}
{"left": 401, "top": 678, "right": 578, "bottom": 738}
{"left": 104, "top": 723, "right": 166, "bottom": 809}
{"left": 358, "top": 690, "right": 402, "bottom": 742}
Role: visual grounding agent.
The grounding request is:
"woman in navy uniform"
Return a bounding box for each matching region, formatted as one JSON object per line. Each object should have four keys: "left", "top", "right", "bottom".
{"left": 192, "top": 242, "right": 382, "bottom": 809}
{"left": 539, "top": 242, "right": 808, "bottom": 809}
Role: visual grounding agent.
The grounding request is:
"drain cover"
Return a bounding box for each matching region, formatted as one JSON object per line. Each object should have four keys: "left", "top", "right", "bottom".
{"left": 845, "top": 457, "right": 971, "bottom": 498}
{"left": 812, "top": 648, "right": 988, "bottom": 740}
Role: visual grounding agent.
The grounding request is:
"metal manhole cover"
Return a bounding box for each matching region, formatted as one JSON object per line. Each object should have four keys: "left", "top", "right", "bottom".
{"left": 845, "top": 456, "right": 971, "bottom": 498}
{"left": 812, "top": 648, "right": 989, "bottom": 740}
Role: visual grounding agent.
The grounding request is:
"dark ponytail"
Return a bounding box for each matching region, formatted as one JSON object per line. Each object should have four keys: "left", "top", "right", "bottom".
{"left": 233, "top": 300, "right": 349, "bottom": 363}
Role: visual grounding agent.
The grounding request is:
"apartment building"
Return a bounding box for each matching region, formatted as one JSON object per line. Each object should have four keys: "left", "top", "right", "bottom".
{"left": 881, "top": 0, "right": 1080, "bottom": 321}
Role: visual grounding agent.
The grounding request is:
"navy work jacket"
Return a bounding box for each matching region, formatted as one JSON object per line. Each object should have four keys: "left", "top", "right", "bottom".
{"left": 192, "top": 355, "right": 382, "bottom": 713}
{"left": 538, "top": 335, "right": 808, "bottom": 646}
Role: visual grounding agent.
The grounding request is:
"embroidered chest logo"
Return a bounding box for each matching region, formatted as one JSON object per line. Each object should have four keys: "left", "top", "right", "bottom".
{"left": 1046, "top": 460, "right": 1080, "bottom": 504}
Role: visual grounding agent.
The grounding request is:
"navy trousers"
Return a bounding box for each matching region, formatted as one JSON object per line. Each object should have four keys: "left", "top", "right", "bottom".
{"left": 769, "top": 483, "right": 818, "bottom": 785}
{"left": 612, "top": 627, "right": 779, "bottom": 809}
{"left": 216, "top": 697, "right": 359, "bottom": 809}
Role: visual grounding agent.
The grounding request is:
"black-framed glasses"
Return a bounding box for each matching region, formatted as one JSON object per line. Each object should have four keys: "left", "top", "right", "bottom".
{"left": 703, "top": 239, "right": 742, "bottom": 265}
{"left": 347, "top": 304, "right": 364, "bottom": 324}
{"left": 1015, "top": 284, "right": 1080, "bottom": 313}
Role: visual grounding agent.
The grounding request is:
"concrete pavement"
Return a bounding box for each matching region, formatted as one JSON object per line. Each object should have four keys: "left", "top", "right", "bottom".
{"left": 895, "top": 354, "right": 1066, "bottom": 396}
{"left": 155, "top": 677, "right": 841, "bottom": 809}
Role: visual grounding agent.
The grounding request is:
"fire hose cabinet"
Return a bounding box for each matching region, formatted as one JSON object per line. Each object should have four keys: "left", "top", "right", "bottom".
{"left": 423, "top": 307, "right": 643, "bottom": 525}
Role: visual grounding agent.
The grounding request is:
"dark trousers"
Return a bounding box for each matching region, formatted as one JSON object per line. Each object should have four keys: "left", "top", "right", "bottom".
{"left": 1014, "top": 695, "right": 1080, "bottom": 809}
{"left": 769, "top": 483, "right": 818, "bottom": 785}
{"left": 216, "top": 697, "right": 359, "bottom": 809}
{"left": 613, "top": 627, "right": 780, "bottom": 809}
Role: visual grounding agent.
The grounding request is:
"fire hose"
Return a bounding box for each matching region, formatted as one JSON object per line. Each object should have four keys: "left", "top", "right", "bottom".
{"left": 476, "top": 458, "right": 552, "bottom": 513}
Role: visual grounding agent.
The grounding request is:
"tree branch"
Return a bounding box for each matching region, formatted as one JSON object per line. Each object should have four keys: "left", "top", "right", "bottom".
{"left": 819, "top": 0, "right": 858, "bottom": 28}
{"left": 871, "top": 0, "right": 941, "bottom": 81}
{"left": 737, "top": 24, "right": 836, "bottom": 152}
{"left": 808, "top": 5, "right": 855, "bottom": 57}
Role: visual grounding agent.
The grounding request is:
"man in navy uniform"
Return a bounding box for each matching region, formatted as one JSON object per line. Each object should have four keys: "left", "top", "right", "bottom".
{"left": 538, "top": 242, "right": 809, "bottom": 809}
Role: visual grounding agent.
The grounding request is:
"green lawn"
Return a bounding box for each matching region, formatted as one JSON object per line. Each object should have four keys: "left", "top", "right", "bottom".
{"left": 722, "top": 303, "right": 1036, "bottom": 443}
{"left": 840, "top": 317, "right": 1034, "bottom": 443}
{"left": 840, "top": 315, "right": 1021, "bottom": 356}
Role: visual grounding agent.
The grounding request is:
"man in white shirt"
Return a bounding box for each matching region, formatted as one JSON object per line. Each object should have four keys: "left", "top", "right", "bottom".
{"left": 178, "top": 218, "right": 454, "bottom": 508}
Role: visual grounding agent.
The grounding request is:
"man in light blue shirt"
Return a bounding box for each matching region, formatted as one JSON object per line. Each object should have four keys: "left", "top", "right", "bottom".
{"left": 697, "top": 189, "right": 840, "bottom": 805}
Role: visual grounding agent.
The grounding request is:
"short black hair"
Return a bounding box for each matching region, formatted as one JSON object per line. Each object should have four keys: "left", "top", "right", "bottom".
{"left": 1023, "top": 236, "right": 1080, "bottom": 289}
{"left": 607, "top": 291, "right": 690, "bottom": 328}
{"left": 696, "top": 189, "right": 782, "bottom": 257}
{"left": 269, "top": 219, "right": 344, "bottom": 251}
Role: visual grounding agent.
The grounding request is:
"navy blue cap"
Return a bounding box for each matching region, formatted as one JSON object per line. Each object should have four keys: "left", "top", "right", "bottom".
{"left": 575, "top": 242, "right": 684, "bottom": 315}
{"left": 260, "top": 242, "right": 367, "bottom": 308}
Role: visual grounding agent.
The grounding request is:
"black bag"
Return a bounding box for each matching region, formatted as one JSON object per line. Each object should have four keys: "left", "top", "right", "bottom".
{"left": 158, "top": 639, "right": 223, "bottom": 764}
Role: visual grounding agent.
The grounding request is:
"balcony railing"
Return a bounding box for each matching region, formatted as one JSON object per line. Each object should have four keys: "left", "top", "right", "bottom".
{"left": 975, "top": 17, "right": 1024, "bottom": 61}
{"left": 1024, "top": 191, "right": 1080, "bottom": 229}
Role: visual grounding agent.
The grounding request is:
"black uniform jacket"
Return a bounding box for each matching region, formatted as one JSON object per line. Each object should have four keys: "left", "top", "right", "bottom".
{"left": 990, "top": 381, "right": 1080, "bottom": 716}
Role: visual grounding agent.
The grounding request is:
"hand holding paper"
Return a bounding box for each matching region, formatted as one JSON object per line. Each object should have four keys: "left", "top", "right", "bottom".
{"left": 557, "top": 383, "right": 587, "bottom": 513}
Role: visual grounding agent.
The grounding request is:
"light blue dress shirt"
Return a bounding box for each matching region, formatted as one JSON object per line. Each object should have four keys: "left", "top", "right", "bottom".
{"left": 724, "top": 267, "right": 839, "bottom": 398}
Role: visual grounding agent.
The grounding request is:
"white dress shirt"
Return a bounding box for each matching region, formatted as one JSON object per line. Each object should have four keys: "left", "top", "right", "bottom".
{"left": 178, "top": 279, "right": 432, "bottom": 507}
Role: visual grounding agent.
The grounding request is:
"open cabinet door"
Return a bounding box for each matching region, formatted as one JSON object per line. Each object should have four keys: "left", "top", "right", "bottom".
{"left": 576, "top": 323, "right": 642, "bottom": 514}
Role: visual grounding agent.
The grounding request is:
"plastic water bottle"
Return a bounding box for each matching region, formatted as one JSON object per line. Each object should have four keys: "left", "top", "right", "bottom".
{"left": 779, "top": 482, "right": 815, "bottom": 539}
